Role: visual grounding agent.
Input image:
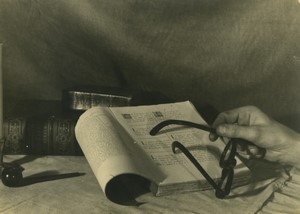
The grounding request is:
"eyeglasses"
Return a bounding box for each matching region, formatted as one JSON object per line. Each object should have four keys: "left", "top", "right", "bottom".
{"left": 149, "top": 119, "right": 238, "bottom": 199}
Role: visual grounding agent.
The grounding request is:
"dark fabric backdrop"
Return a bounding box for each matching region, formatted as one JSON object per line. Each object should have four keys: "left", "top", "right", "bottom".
{"left": 0, "top": 0, "right": 299, "bottom": 129}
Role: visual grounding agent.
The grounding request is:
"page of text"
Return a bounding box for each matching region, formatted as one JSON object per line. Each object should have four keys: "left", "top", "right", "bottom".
{"left": 110, "top": 101, "right": 227, "bottom": 185}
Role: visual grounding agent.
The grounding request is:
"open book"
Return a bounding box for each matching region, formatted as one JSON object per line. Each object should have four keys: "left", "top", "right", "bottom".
{"left": 75, "top": 101, "right": 251, "bottom": 202}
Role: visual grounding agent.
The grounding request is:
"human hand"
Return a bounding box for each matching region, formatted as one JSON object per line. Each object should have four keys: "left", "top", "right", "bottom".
{"left": 209, "top": 106, "right": 300, "bottom": 169}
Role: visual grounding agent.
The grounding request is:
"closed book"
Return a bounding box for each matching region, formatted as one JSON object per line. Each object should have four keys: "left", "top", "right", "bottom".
{"left": 62, "top": 86, "right": 134, "bottom": 111}
{"left": 62, "top": 86, "right": 174, "bottom": 111}
{"left": 25, "top": 116, "right": 82, "bottom": 155}
{"left": 3, "top": 99, "right": 83, "bottom": 155}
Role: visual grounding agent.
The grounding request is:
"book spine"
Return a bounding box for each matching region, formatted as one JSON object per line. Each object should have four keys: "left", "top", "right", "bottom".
{"left": 3, "top": 116, "right": 82, "bottom": 155}
{"left": 51, "top": 117, "right": 78, "bottom": 155}
{"left": 62, "top": 90, "right": 132, "bottom": 111}
{"left": 91, "top": 93, "right": 132, "bottom": 108}
{"left": 3, "top": 117, "right": 27, "bottom": 154}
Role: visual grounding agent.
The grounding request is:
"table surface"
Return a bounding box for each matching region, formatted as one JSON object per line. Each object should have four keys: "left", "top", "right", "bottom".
{"left": 0, "top": 155, "right": 299, "bottom": 214}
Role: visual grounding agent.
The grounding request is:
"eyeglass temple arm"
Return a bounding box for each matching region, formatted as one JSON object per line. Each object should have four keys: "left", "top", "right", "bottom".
{"left": 150, "top": 119, "right": 216, "bottom": 136}
{"left": 150, "top": 120, "right": 266, "bottom": 158}
{"left": 172, "top": 141, "right": 224, "bottom": 194}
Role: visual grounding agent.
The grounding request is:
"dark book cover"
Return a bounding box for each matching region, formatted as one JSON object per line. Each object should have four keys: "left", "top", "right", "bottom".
{"left": 3, "top": 99, "right": 83, "bottom": 155}
{"left": 25, "top": 116, "right": 81, "bottom": 155}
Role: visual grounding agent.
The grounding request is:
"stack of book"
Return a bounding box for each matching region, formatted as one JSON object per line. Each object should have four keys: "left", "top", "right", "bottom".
{"left": 3, "top": 99, "right": 82, "bottom": 155}
{"left": 3, "top": 87, "right": 172, "bottom": 155}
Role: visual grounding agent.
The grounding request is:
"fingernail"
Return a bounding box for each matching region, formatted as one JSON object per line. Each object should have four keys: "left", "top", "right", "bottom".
{"left": 217, "top": 125, "right": 226, "bottom": 135}
{"left": 249, "top": 147, "right": 258, "bottom": 154}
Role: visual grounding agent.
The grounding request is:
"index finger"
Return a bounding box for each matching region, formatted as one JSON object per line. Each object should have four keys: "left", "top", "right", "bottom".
{"left": 212, "top": 110, "right": 240, "bottom": 127}
{"left": 212, "top": 106, "right": 257, "bottom": 127}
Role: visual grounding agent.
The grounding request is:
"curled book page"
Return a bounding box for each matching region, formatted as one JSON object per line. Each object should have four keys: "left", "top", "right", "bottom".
{"left": 75, "top": 107, "right": 165, "bottom": 204}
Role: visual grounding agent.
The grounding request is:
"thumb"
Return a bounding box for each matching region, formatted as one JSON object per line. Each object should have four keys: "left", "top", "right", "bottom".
{"left": 216, "top": 124, "right": 260, "bottom": 143}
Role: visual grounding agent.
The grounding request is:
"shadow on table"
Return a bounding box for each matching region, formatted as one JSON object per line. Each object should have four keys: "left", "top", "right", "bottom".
{"left": 1, "top": 155, "right": 85, "bottom": 188}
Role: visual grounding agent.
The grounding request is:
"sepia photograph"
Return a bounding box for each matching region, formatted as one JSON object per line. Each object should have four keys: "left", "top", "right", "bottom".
{"left": 0, "top": 0, "right": 299, "bottom": 213}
